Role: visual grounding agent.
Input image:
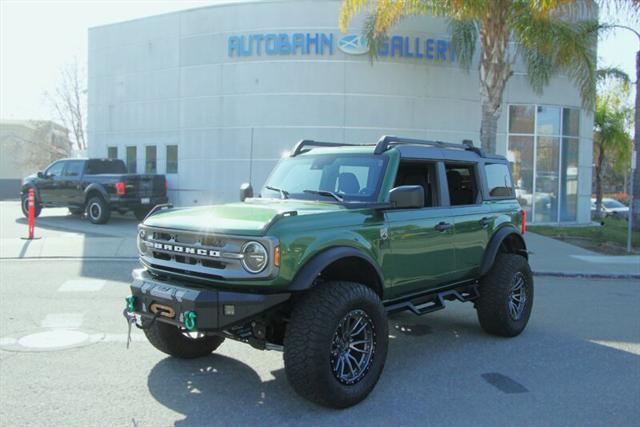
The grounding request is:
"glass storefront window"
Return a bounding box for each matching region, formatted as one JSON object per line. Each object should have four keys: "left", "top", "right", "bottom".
{"left": 507, "top": 105, "right": 580, "bottom": 223}
{"left": 145, "top": 145, "right": 157, "bottom": 174}
{"left": 126, "top": 146, "right": 137, "bottom": 173}
{"left": 107, "top": 146, "right": 118, "bottom": 159}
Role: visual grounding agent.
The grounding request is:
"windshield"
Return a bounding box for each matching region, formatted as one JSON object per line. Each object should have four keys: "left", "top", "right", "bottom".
{"left": 603, "top": 200, "right": 625, "bottom": 209}
{"left": 262, "top": 153, "right": 387, "bottom": 202}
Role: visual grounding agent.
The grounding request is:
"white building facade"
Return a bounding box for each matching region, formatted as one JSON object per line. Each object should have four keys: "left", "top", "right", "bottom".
{"left": 88, "top": 0, "right": 594, "bottom": 223}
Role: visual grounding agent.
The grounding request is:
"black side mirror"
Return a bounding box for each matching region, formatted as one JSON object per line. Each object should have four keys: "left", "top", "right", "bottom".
{"left": 388, "top": 185, "right": 424, "bottom": 209}
{"left": 37, "top": 171, "right": 45, "bottom": 178}
{"left": 240, "top": 183, "right": 254, "bottom": 202}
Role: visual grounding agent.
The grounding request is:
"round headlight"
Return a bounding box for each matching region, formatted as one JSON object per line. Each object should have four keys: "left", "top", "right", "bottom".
{"left": 137, "top": 229, "right": 147, "bottom": 255}
{"left": 241, "top": 241, "right": 268, "bottom": 273}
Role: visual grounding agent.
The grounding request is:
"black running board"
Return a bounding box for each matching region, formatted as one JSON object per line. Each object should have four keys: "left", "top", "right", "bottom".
{"left": 384, "top": 283, "right": 479, "bottom": 316}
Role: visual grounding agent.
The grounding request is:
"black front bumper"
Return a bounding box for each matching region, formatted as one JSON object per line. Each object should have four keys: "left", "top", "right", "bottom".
{"left": 129, "top": 268, "right": 290, "bottom": 331}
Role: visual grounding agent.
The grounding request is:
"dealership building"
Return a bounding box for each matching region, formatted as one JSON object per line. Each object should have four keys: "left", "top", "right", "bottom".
{"left": 88, "top": 0, "right": 594, "bottom": 223}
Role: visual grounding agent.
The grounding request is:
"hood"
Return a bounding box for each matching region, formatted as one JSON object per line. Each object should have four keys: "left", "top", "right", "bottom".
{"left": 143, "top": 199, "right": 344, "bottom": 235}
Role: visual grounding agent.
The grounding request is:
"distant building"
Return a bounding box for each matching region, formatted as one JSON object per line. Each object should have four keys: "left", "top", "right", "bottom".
{"left": 0, "top": 120, "right": 72, "bottom": 199}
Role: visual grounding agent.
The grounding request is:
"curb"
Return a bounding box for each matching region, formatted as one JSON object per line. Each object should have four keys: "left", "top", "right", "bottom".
{"left": 533, "top": 271, "right": 640, "bottom": 280}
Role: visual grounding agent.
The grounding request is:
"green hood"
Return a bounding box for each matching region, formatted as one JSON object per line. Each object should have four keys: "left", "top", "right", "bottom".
{"left": 143, "top": 199, "right": 344, "bottom": 235}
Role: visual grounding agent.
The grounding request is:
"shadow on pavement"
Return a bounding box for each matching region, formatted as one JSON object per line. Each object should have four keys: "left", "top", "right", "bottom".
{"left": 15, "top": 212, "right": 139, "bottom": 238}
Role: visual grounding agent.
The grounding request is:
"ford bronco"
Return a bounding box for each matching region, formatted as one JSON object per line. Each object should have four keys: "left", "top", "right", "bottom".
{"left": 126, "top": 136, "right": 532, "bottom": 408}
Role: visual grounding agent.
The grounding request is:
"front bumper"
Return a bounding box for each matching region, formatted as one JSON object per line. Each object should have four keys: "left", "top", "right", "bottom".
{"left": 129, "top": 268, "right": 290, "bottom": 331}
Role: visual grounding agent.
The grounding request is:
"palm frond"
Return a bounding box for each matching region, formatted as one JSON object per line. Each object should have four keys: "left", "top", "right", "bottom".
{"left": 339, "top": 0, "right": 372, "bottom": 32}
{"left": 449, "top": 19, "right": 478, "bottom": 70}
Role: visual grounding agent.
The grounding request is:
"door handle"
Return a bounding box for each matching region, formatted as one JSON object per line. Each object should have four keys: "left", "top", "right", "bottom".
{"left": 434, "top": 222, "right": 453, "bottom": 232}
{"left": 479, "top": 217, "right": 492, "bottom": 228}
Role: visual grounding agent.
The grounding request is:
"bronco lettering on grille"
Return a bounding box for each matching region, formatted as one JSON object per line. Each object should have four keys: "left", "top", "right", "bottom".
{"left": 152, "top": 242, "right": 221, "bottom": 258}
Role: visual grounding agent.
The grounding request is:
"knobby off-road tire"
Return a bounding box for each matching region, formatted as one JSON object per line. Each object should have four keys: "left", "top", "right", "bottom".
{"left": 476, "top": 253, "right": 534, "bottom": 337}
{"left": 21, "top": 193, "right": 42, "bottom": 218}
{"left": 284, "top": 281, "right": 388, "bottom": 409}
{"left": 85, "top": 196, "right": 111, "bottom": 224}
{"left": 143, "top": 318, "right": 225, "bottom": 359}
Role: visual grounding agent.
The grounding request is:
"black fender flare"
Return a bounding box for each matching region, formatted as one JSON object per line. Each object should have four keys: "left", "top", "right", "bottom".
{"left": 479, "top": 226, "right": 528, "bottom": 276}
{"left": 84, "top": 184, "right": 109, "bottom": 204}
{"left": 287, "top": 246, "right": 385, "bottom": 295}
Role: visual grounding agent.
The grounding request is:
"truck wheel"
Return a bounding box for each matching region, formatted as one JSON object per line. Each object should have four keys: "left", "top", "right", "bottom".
{"left": 86, "top": 196, "right": 111, "bottom": 224}
{"left": 143, "top": 318, "right": 225, "bottom": 359}
{"left": 284, "top": 281, "right": 388, "bottom": 408}
{"left": 476, "top": 253, "right": 534, "bottom": 337}
{"left": 133, "top": 207, "right": 151, "bottom": 221}
{"left": 21, "top": 194, "right": 41, "bottom": 218}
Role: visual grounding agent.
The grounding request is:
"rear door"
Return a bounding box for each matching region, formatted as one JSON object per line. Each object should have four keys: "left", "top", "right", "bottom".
{"left": 382, "top": 160, "right": 456, "bottom": 298}
{"left": 39, "top": 160, "right": 66, "bottom": 205}
{"left": 61, "top": 160, "right": 86, "bottom": 207}
{"left": 444, "top": 162, "right": 491, "bottom": 281}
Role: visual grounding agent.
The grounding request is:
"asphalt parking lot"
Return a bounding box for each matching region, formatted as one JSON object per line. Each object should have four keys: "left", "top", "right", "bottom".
{"left": 0, "top": 202, "right": 639, "bottom": 426}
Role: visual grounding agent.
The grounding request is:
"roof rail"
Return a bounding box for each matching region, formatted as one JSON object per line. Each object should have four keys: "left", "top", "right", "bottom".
{"left": 291, "top": 139, "right": 367, "bottom": 156}
{"left": 374, "top": 135, "right": 485, "bottom": 157}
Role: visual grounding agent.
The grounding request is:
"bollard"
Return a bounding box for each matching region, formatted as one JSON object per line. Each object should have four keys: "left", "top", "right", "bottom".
{"left": 27, "top": 188, "right": 35, "bottom": 239}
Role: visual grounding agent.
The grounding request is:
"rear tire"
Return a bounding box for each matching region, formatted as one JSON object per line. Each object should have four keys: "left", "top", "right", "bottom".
{"left": 143, "top": 319, "right": 225, "bottom": 359}
{"left": 284, "top": 281, "right": 388, "bottom": 408}
{"left": 21, "top": 193, "right": 41, "bottom": 218}
{"left": 133, "top": 207, "right": 151, "bottom": 221}
{"left": 476, "top": 254, "right": 534, "bottom": 337}
{"left": 86, "top": 196, "right": 111, "bottom": 224}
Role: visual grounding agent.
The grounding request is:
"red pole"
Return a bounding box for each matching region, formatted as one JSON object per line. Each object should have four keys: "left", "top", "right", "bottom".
{"left": 28, "top": 188, "right": 35, "bottom": 239}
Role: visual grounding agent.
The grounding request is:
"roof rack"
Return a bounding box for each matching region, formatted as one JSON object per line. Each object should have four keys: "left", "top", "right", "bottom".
{"left": 291, "top": 140, "right": 371, "bottom": 156}
{"left": 374, "top": 135, "right": 485, "bottom": 157}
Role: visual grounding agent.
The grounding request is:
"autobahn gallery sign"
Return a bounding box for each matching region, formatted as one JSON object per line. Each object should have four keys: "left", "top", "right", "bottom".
{"left": 227, "top": 33, "right": 457, "bottom": 62}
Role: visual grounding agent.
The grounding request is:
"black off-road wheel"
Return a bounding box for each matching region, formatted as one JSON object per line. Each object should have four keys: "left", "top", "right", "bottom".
{"left": 85, "top": 196, "right": 111, "bottom": 224}
{"left": 133, "top": 207, "right": 152, "bottom": 221}
{"left": 284, "top": 281, "right": 388, "bottom": 409}
{"left": 21, "top": 193, "right": 41, "bottom": 218}
{"left": 476, "top": 253, "right": 534, "bottom": 337}
{"left": 143, "top": 318, "right": 225, "bottom": 359}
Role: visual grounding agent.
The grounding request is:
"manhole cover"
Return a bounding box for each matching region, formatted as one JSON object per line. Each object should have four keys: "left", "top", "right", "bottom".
{"left": 0, "top": 329, "right": 104, "bottom": 352}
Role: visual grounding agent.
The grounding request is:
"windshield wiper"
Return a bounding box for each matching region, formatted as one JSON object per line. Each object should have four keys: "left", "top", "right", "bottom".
{"left": 265, "top": 185, "right": 290, "bottom": 199}
{"left": 303, "top": 189, "right": 344, "bottom": 203}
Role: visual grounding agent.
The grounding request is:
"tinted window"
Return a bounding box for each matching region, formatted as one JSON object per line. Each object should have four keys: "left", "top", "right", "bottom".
{"left": 145, "top": 146, "right": 157, "bottom": 174}
{"left": 126, "top": 146, "right": 137, "bottom": 173}
{"left": 603, "top": 200, "right": 625, "bottom": 209}
{"left": 63, "top": 160, "right": 84, "bottom": 177}
{"left": 485, "top": 163, "right": 514, "bottom": 197}
{"left": 45, "top": 161, "right": 65, "bottom": 177}
{"left": 263, "top": 154, "right": 387, "bottom": 202}
{"left": 85, "top": 159, "right": 127, "bottom": 174}
{"left": 509, "top": 105, "right": 535, "bottom": 134}
{"left": 445, "top": 163, "right": 478, "bottom": 206}
{"left": 166, "top": 145, "right": 178, "bottom": 174}
{"left": 107, "top": 146, "right": 118, "bottom": 159}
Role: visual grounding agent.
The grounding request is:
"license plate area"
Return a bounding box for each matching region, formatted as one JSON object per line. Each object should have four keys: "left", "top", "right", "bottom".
{"left": 141, "top": 197, "right": 150, "bottom": 204}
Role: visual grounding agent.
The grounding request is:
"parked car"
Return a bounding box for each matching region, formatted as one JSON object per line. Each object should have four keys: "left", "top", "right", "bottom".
{"left": 21, "top": 158, "right": 168, "bottom": 224}
{"left": 590, "top": 197, "right": 629, "bottom": 219}
{"left": 126, "top": 136, "right": 531, "bottom": 408}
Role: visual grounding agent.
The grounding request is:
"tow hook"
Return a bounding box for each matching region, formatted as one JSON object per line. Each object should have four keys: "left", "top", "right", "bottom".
{"left": 184, "top": 311, "right": 197, "bottom": 331}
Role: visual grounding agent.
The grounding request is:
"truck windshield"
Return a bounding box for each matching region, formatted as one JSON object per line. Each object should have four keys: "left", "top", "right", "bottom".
{"left": 262, "top": 154, "right": 387, "bottom": 202}
{"left": 85, "top": 159, "right": 127, "bottom": 174}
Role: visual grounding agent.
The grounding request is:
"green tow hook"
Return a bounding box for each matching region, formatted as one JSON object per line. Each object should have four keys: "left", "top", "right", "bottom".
{"left": 184, "top": 311, "right": 197, "bottom": 331}
{"left": 126, "top": 296, "right": 136, "bottom": 313}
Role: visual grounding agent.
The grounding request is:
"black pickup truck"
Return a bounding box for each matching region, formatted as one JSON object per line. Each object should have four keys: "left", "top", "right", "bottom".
{"left": 21, "top": 158, "right": 169, "bottom": 224}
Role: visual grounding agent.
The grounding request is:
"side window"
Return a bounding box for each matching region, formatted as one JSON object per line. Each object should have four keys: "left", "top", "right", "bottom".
{"left": 393, "top": 161, "right": 438, "bottom": 207}
{"left": 126, "top": 146, "right": 137, "bottom": 173}
{"left": 45, "top": 161, "right": 65, "bottom": 177}
{"left": 485, "top": 163, "right": 514, "bottom": 197}
{"left": 63, "top": 161, "right": 84, "bottom": 177}
{"left": 445, "top": 163, "right": 478, "bottom": 206}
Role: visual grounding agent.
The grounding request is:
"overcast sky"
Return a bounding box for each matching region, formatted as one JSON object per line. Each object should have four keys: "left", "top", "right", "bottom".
{"left": 0, "top": 0, "right": 637, "bottom": 122}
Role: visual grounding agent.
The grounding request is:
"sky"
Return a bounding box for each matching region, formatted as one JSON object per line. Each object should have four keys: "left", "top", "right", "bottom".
{"left": 0, "top": 0, "right": 638, "bottom": 122}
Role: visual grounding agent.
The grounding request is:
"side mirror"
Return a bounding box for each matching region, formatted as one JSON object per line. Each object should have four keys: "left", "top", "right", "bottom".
{"left": 240, "top": 183, "right": 254, "bottom": 202}
{"left": 388, "top": 185, "right": 424, "bottom": 209}
{"left": 37, "top": 171, "right": 44, "bottom": 178}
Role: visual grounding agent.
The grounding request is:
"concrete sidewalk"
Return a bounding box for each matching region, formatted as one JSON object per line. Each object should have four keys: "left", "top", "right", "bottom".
{"left": 524, "top": 232, "right": 640, "bottom": 278}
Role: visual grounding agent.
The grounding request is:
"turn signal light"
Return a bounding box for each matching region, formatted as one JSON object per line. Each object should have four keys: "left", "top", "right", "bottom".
{"left": 521, "top": 210, "right": 527, "bottom": 234}
{"left": 274, "top": 245, "right": 280, "bottom": 267}
{"left": 115, "top": 181, "right": 126, "bottom": 196}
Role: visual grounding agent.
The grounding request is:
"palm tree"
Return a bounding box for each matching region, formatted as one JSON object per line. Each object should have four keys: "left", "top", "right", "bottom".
{"left": 339, "top": 0, "right": 599, "bottom": 154}
{"left": 593, "top": 77, "right": 632, "bottom": 219}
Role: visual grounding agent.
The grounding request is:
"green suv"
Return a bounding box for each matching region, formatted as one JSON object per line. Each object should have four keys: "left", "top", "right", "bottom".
{"left": 126, "top": 136, "right": 532, "bottom": 408}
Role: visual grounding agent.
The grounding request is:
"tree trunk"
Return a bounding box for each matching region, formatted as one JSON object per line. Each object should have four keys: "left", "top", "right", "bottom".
{"left": 480, "top": 103, "right": 499, "bottom": 154}
{"left": 595, "top": 141, "right": 605, "bottom": 220}
{"left": 632, "top": 49, "right": 639, "bottom": 230}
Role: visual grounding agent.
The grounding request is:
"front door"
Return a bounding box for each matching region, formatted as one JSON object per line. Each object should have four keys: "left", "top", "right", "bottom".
{"left": 39, "top": 161, "right": 66, "bottom": 206}
{"left": 381, "top": 161, "right": 456, "bottom": 298}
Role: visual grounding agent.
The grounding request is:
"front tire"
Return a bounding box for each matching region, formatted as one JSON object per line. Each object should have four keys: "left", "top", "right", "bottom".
{"left": 476, "top": 253, "right": 534, "bottom": 337}
{"left": 143, "top": 318, "right": 225, "bottom": 359}
{"left": 85, "top": 196, "right": 111, "bottom": 224}
{"left": 21, "top": 193, "right": 41, "bottom": 218}
{"left": 284, "top": 281, "right": 388, "bottom": 408}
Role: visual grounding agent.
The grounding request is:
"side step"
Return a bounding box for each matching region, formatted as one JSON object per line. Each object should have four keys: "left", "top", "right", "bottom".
{"left": 385, "top": 283, "right": 479, "bottom": 316}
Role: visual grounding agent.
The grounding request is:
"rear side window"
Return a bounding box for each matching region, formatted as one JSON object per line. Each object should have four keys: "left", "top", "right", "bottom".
{"left": 86, "top": 159, "right": 127, "bottom": 175}
{"left": 445, "top": 163, "right": 478, "bottom": 206}
{"left": 485, "top": 163, "right": 514, "bottom": 197}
